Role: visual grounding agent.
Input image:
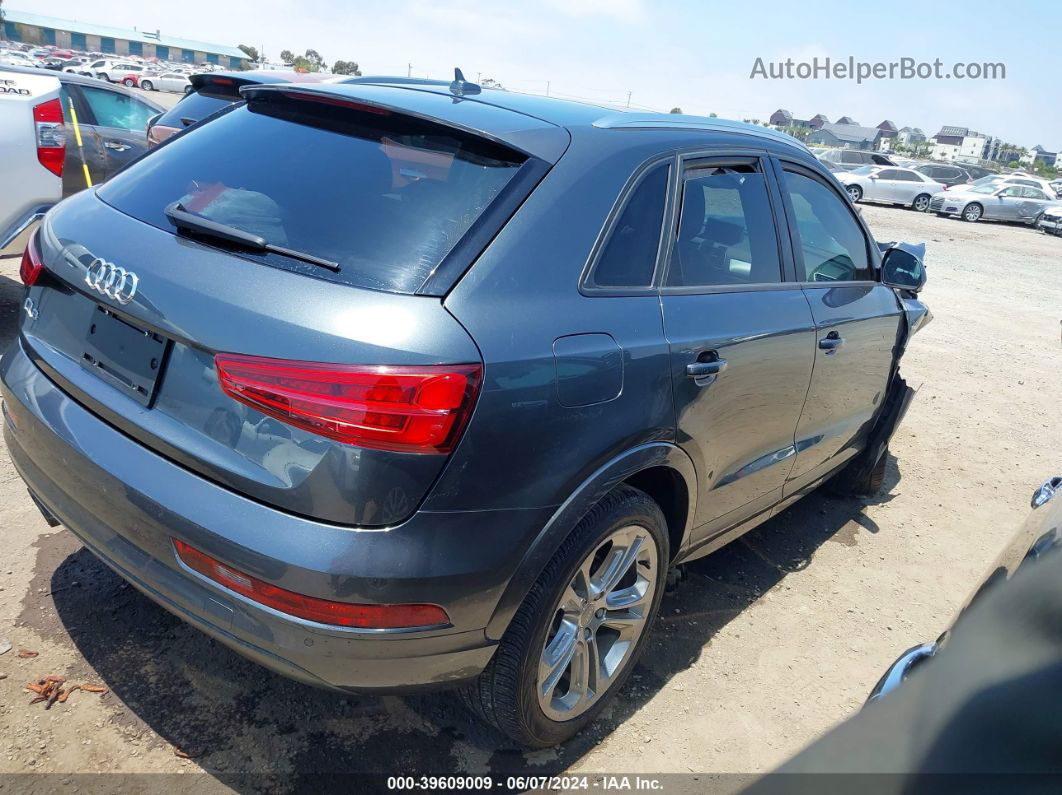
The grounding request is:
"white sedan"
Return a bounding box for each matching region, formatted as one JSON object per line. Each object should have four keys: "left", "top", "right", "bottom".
{"left": 139, "top": 71, "right": 192, "bottom": 94}
{"left": 836, "top": 166, "right": 946, "bottom": 212}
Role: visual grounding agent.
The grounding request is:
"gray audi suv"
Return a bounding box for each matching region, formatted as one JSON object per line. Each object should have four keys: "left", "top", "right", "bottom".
{"left": 1, "top": 75, "right": 929, "bottom": 747}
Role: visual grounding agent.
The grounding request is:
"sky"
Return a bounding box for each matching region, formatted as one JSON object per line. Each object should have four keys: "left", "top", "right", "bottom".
{"left": 17, "top": 0, "right": 1061, "bottom": 150}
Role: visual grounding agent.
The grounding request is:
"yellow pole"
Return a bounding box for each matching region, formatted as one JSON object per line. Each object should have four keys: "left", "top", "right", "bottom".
{"left": 66, "top": 98, "right": 93, "bottom": 188}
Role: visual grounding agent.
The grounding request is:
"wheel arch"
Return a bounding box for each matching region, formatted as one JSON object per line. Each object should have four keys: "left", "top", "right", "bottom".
{"left": 483, "top": 442, "right": 697, "bottom": 640}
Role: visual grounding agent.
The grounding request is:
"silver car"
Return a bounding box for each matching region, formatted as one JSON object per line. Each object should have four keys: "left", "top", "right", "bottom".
{"left": 929, "top": 183, "right": 1054, "bottom": 223}
{"left": 836, "top": 166, "right": 946, "bottom": 212}
{"left": 139, "top": 71, "right": 191, "bottom": 94}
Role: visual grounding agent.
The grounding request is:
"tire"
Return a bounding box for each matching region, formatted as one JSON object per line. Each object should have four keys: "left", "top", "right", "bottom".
{"left": 829, "top": 444, "right": 888, "bottom": 498}
{"left": 911, "top": 194, "right": 931, "bottom": 212}
{"left": 141, "top": 80, "right": 154, "bottom": 91}
{"left": 846, "top": 185, "right": 863, "bottom": 203}
{"left": 461, "top": 484, "right": 669, "bottom": 747}
{"left": 122, "top": 77, "right": 135, "bottom": 87}
{"left": 962, "top": 203, "right": 983, "bottom": 222}
{"left": 183, "top": 85, "right": 193, "bottom": 95}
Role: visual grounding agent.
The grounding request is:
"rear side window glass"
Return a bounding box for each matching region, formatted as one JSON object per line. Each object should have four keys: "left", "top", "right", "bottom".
{"left": 667, "top": 163, "right": 781, "bottom": 287}
{"left": 79, "top": 86, "right": 157, "bottom": 131}
{"left": 782, "top": 170, "right": 872, "bottom": 282}
{"left": 97, "top": 98, "right": 527, "bottom": 294}
{"left": 153, "top": 89, "right": 233, "bottom": 129}
{"left": 589, "top": 164, "right": 669, "bottom": 288}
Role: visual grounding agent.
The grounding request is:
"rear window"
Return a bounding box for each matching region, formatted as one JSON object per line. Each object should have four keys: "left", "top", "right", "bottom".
{"left": 98, "top": 94, "right": 527, "bottom": 294}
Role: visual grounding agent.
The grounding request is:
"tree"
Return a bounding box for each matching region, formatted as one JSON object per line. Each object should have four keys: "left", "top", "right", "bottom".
{"left": 669, "top": 107, "right": 683, "bottom": 114}
{"left": 708, "top": 112, "right": 718, "bottom": 118}
{"left": 280, "top": 49, "right": 295, "bottom": 63}
{"left": 238, "top": 44, "right": 259, "bottom": 63}
{"left": 281, "top": 48, "right": 327, "bottom": 73}
{"left": 1007, "top": 160, "right": 1020, "bottom": 169}
{"left": 331, "top": 60, "right": 361, "bottom": 76}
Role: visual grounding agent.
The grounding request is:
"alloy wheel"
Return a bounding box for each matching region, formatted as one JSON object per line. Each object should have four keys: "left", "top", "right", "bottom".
{"left": 913, "top": 195, "right": 930, "bottom": 212}
{"left": 537, "top": 525, "right": 658, "bottom": 721}
{"left": 963, "top": 204, "right": 982, "bottom": 221}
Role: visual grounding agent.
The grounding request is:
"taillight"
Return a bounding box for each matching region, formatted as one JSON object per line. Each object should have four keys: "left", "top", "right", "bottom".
{"left": 173, "top": 539, "right": 449, "bottom": 629}
{"left": 33, "top": 98, "right": 66, "bottom": 177}
{"left": 214, "top": 354, "right": 481, "bottom": 454}
{"left": 19, "top": 229, "right": 43, "bottom": 287}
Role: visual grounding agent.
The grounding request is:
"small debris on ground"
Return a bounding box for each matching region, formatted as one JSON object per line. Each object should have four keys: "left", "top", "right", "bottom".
{"left": 24, "top": 676, "right": 108, "bottom": 708}
{"left": 173, "top": 747, "right": 204, "bottom": 759}
{"left": 17, "top": 648, "right": 39, "bottom": 658}
{"left": 0, "top": 638, "right": 12, "bottom": 655}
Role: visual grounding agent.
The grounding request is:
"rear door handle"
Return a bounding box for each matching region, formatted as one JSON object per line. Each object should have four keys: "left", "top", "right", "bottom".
{"left": 818, "top": 331, "right": 844, "bottom": 353}
{"left": 104, "top": 140, "right": 131, "bottom": 151}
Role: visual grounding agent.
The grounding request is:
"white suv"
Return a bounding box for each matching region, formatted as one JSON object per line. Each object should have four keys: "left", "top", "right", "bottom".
{"left": 88, "top": 59, "right": 144, "bottom": 83}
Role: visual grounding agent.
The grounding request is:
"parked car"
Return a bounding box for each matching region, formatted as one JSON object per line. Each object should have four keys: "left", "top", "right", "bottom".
{"left": 818, "top": 148, "right": 898, "bottom": 172}
{"left": 0, "top": 50, "right": 38, "bottom": 68}
{"left": 138, "top": 71, "right": 191, "bottom": 94}
{"left": 835, "top": 166, "right": 946, "bottom": 211}
{"left": 146, "top": 70, "right": 336, "bottom": 146}
{"left": 0, "top": 65, "right": 163, "bottom": 256}
{"left": 87, "top": 59, "right": 144, "bottom": 83}
{"left": 964, "top": 174, "right": 1058, "bottom": 199}
{"left": 1036, "top": 203, "right": 1062, "bottom": 236}
{"left": 2, "top": 78, "right": 929, "bottom": 747}
{"left": 913, "top": 163, "right": 972, "bottom": 188}
{"left": 956, "top": 164, "right": 996, "bottom": 181}
{"left": 118, "top": 73, "right": 142, "bottom": 88}
{"left": 930, "top": 183, "right": 1054, "bottom": 223}
{"left": 867, "top": 474, "right": 1062, "bottom": 704}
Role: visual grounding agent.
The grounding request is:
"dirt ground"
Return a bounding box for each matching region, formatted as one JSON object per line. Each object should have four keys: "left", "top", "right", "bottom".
{"left": 1, "top": 202, "right": 1060, "bottom": 792}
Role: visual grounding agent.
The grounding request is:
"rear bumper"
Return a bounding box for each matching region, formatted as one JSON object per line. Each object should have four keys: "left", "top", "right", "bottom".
{"left": 865, "top": 641, "right": 938, "bottom": 704}
{"left": 1, "top": 338, "right": 550, "bottom": 691}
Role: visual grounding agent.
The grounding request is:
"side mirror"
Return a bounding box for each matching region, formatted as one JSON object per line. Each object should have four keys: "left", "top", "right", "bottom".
{"left": 881, "top": 246, "right": 926, "bottom": 293}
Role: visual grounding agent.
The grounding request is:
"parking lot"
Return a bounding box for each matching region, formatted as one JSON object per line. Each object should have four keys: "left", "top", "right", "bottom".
{"left": 0, "top": 200, "right": 1060, "bottom": 789}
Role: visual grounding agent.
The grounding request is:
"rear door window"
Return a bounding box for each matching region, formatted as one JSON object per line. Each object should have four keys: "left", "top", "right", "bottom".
{"left": 97, "top": 96, "right": 529, "bottom": 294}
{"left": 153, "top": 89, "right": 234, "bottom": 129}
{"left": 666, "top": 162, "right": 782, "bottom": 287}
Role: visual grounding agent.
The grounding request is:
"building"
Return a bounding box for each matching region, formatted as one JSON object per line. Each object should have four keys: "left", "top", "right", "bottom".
{"left": 1020, "top": 145, "right": 1058, "bottom": 169}
{"left": 896, "top": 126, "right": 926, "bottom": 147}
{"left": 876, "top": 120, "right": 898, "bottom": 152}
{"left": 0, "top": 10, "right": 251, "bottom": 69}
{"left": 806, "top": 122, "right": 881, "bottom": 150}
{"left": 835, "top": 116, "right": 859, "bottom": 126}
{"left": 769, "top": 109, "right": 832, "bottom": 131}
{"left": 930, "top": 126, "right": 989, "bottom": 163}
{"left": 809, "top": 113, "right": 830, "bottom": 129}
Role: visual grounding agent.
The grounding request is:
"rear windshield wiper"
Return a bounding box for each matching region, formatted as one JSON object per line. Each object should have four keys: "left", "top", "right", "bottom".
{"left": 164, "top": 201, "right": 340, "bottom": 272}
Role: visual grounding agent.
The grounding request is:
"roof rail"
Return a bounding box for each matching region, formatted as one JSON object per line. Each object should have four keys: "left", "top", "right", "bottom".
{"left": 593, "top": 112, "right": 809, "bottom": 150}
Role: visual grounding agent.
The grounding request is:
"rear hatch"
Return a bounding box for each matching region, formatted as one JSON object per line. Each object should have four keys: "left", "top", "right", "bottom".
{"left": 24, "top": 86, "right": 556, "bottom": 526}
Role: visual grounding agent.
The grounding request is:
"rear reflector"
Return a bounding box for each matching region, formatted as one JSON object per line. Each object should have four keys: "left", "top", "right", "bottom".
{"left": 214, "top": 355, "right": 481, "bottom": 454}
{"left": 19, "top": 229, "right": 43, "bottom": 287}
{"left": 173, "top": 539, "right": 449, "bottom": 629}
{"left": 33, "top": 97, "right": 66, "bottom": 177}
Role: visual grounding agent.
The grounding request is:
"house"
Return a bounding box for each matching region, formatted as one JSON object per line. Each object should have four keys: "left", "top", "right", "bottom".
{"left": 809, "top": 113, "right": 830, "bottom": 129}
{"left": 896, "top": 126, "right": 926, "bottom": 147}
{"left": 806, "top": 122, "right": 881, "bottom": 150}
{"left": 930, "top": 126, "right": 988, "bottom": 163}
{"left": 876, "top": 120, "right": 898, "bottom": 151}
{"left": 835, "top": 116, "right": 859, "bottom": 126}
{"left": 1020, "top": 145, "right": 1058, "bottom": 169}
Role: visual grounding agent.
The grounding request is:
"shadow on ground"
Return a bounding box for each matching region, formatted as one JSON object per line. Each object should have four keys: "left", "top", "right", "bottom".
{"left": 25, "top": 458, "right": 901, "bottom": 792}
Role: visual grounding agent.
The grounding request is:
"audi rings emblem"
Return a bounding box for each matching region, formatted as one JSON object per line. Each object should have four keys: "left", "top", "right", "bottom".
{"left": 85, "top": 259, "right": 138, "bottom": 305}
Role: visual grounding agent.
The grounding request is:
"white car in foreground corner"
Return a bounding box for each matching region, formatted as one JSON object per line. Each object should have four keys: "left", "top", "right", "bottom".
{"left": 836, "top": 166, "right": 946, "bottom": 212}
{"left": 1037, "top": 203, "right": 1062, "bottom": 236}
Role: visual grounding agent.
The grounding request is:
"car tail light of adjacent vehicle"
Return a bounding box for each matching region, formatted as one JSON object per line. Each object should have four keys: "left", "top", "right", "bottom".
{"left": 214, "top": 354, "right": 482, "bottom": 454}
{"left": 33, "top": 97, "right": 66, "bottom": 177}
{"left": 173, "top": 539, "right": 450, "bottom": 629}
{"left": 19, "top": 229, "right": 43, "bottom": 287}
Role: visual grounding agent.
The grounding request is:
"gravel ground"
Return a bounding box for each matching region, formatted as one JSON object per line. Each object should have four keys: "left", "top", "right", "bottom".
{"left": 0, "top": 202, "right": 1060, "bottom": 791}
